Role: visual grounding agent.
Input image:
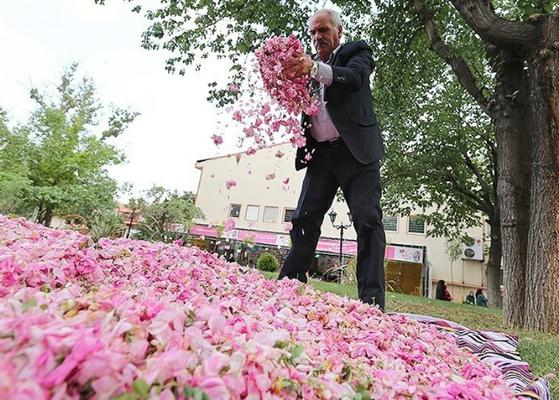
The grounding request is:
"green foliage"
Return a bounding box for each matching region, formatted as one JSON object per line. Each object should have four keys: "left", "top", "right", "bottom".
{"left": 88, "top": 210, "right": 125, "bottom": 241}
{"left": 242, "top": 237, "right": 255, "bottom": 246}
{"left": 0, "top": 109, "right": 32, "bottom": 215}
{"left": 183, "top": 386, "right": 210, "bottom": 400}
{"left": 0, "top": 171, "right": 31, "bottom": 214}
{"left": 511, "top": 0, "right": 559, "bottom": 19}
{"left": 446, "top": 237, "right": 465, "bottom": 262}
{"left": 133, "top": 186, "right": 203, "bottom": 243}
{"left": 325, "top": 256, "right": 357, "bottom": 286}
{"left": 132, "top": 379, "right": 150, "bottom": 397}
{"left": 256, "top": 252, "right": 280, "bottom": 272}
{"left": 343, "top": 256, "right": 357, "bottom": 286}
{"left": 213, "top": 223, "right": 224, "bottom": 238}
{"left": 372, "top": 1, "right": 496, "bottom": 239}
{"left": 0, "top": 64, "right": 137, "bottom": 226}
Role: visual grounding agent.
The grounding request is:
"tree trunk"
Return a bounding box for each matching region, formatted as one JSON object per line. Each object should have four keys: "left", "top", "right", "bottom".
{"left": 43, "top": 207, "right": 54, "bottom": 228}
{"left": 524, "top": 14, "right": 559, "bottom": 333}
{"left": 444, "top": 0, "right": 557, "bottom": 332}
{"left": 487, "top": 215, "right": 503, "bottom": 308}
{"left": 489, "top": 50, "right": 532, "bottom": 328}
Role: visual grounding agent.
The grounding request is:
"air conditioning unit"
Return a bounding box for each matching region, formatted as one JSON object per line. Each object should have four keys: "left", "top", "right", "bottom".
{"left": 462, "top": 238, "right": 484, "bottom": 261}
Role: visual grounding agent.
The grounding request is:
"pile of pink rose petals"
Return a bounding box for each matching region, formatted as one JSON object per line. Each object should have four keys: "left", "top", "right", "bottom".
{"left": 0, "top": 215, "right": 517, "bottom": 399}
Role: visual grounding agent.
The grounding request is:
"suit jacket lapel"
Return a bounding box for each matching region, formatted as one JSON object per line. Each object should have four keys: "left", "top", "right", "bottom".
{"left": 324, "top": 43, "right": 345, "bottom": 102}
{"left": 330, "top": 42, "right": 345, "bottom": 66}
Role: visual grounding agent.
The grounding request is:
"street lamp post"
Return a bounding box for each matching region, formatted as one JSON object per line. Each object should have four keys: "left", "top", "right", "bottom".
{"left": 126, "top": 207, "right": 137, "bottom": 239}
{"left": 328, "top": 209, "right": 353, "bottom": 283}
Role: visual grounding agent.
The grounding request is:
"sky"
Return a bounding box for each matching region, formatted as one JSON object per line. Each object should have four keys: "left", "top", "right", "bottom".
{"left": 0, "top": 0, "right": 240, "bottom": 199}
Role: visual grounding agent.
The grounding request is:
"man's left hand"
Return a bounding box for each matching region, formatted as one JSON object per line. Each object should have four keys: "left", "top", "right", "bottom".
{"left": 283, "top": 53, "right": 314, "bottom": 78}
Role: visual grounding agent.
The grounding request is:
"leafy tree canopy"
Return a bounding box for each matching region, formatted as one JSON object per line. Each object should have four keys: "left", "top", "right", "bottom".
{"left": 0, "top": 64, "right": 137, "bottom": 225}
{"left": 131, "top": 186, "right": 203, "bottom": 243}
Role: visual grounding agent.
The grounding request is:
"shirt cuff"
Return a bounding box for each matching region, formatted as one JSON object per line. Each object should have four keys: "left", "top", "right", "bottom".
{"left": 314, "top": 62, "right": 333, "bottom": 86}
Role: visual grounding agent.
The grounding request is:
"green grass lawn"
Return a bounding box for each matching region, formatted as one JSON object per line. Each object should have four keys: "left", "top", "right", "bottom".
{"left": 259, "top": 271, "right": 559, "bottom": 398}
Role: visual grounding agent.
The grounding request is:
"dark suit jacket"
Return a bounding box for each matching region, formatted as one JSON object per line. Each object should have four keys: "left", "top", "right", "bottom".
{"left": 295, "top": 40, "right": 384, "bottom": 170}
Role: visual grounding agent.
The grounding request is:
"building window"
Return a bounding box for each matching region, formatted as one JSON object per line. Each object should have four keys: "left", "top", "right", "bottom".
{"left": 245, "top": 205, "right": 259, "bottom": 221}
{"left": 383, "top": 215, "right": 398, "bottom": 232}
{"left": 263, "top": 206, "right": 278, "bottom": 223}
{"left": 229, "top": 204, "right": 241, "bottom": 218}
{"left": 283, "top": 208, "right": 295, "bottom": 222}
{"left": 408, "top": 216, "right": 425, "bottom": 234}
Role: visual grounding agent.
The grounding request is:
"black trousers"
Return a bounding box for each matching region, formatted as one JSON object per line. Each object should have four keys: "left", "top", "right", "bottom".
{"left": 278, "top": 142, "right": 386, "bottom": 310}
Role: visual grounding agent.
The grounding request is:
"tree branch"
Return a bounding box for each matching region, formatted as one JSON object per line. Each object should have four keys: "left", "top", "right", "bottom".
{"left": 448, "top": 0, "right": 538, "bottom": 51}
{"left": 460, "top": 150, "right": 494, "bottom": 211}
{"left": 442, "top": 172, "right": 491, "bottom": 215}
{"left": 412, "top": 0, "right": 490, "bottom": 113}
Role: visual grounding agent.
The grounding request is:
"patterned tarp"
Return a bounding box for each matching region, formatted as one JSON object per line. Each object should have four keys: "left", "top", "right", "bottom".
{"left": 397, "top": 313, "right": 553, "bottom": 400}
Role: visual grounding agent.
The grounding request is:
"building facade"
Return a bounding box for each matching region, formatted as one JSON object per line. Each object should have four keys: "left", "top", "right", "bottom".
{"left": 191, "top": 143, "right": 487, "bottom": 302}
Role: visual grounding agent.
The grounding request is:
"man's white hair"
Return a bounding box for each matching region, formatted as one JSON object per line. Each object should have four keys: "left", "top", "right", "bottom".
{"left": 309, "top": 9, "right": 343, "bottom": 28}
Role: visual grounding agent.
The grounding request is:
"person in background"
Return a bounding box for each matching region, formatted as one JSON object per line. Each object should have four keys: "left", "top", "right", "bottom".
{"left": 435, "top": 279, "right": 452, "bottom": 301}
{"left": 465, "top": 290, "right": 475, "bottom": 305}
{"left": 476, "top": 288, "right": 488, "bottom": 307}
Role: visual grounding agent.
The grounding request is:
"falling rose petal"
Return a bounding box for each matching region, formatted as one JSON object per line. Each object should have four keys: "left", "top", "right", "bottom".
{"left": 211, "top": 134, "right": 224, "bottom": 146}
{"left": 291, "top": 134, "right": 306, "bottom": 148}
{"left": 225, "top": 179, "right": 237, "bottom": 190}
{"left": 275, "top": 150, "right": 285, "bottom": 158}
{"left": 228, "top": 83, "right": 240, "bottom": 94}
{"left": 265, "top": 173, "right": 276, "bottom": 180}
{"left": 232, "top": 111, "right": 243, "bottom": 122}
{"left": 235, "top": 154, "right": 242, "bottom": 163}
{"left": 282, "top": 177, "right": 290, "bottom": 185}
{"left": 243, "top": 127, "right": 255, "bottom": 137}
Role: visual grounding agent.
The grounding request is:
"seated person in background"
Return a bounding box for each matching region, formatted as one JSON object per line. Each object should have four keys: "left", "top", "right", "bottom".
{"left": 465, "top": 291, "right": 475, "bottom": 305}
{"left": 435, "top": 280, "right": 452, "bottom": 301}
{"left": 476, "top": 288, "right": 488, "bottom": 307}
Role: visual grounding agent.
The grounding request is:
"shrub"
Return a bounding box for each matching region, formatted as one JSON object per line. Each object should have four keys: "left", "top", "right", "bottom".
{"left": 257, "top": 252, "right": 280, "bottom": 272}
{"left": 323, "top": 256, "right": 357, "bottom": 285}
{"left": 88, "top": 212, "right": 124, "bottom": 242}
{"left": 343, "top": 256, "right": 358, "bottom": 286}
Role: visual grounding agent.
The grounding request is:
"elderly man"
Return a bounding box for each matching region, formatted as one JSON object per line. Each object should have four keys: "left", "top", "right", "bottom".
{"left": 278, "top": 9, "right": 386, "bottom": 310}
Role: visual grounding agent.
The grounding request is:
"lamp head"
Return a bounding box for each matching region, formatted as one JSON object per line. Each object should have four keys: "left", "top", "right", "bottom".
{"left": 328, "top": 209, "right": 337, "bottom": 224}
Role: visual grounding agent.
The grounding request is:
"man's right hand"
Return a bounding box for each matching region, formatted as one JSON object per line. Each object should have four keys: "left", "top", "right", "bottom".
{"left": 283, "top": 53, "right": 314, "bottom": 78}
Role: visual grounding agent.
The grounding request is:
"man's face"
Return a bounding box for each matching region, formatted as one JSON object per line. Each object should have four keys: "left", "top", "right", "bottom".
{"left": 310, "top": 12, "right": 342, "bottom": 61}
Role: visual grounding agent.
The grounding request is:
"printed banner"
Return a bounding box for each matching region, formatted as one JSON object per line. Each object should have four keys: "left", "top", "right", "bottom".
{"left": 189, "top": 225, "right": 423, "bottom": 263}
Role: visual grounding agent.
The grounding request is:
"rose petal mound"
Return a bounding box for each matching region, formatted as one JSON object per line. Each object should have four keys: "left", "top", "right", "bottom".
{"left": 0, "top": 215, "right": 517, "bottom": 399}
